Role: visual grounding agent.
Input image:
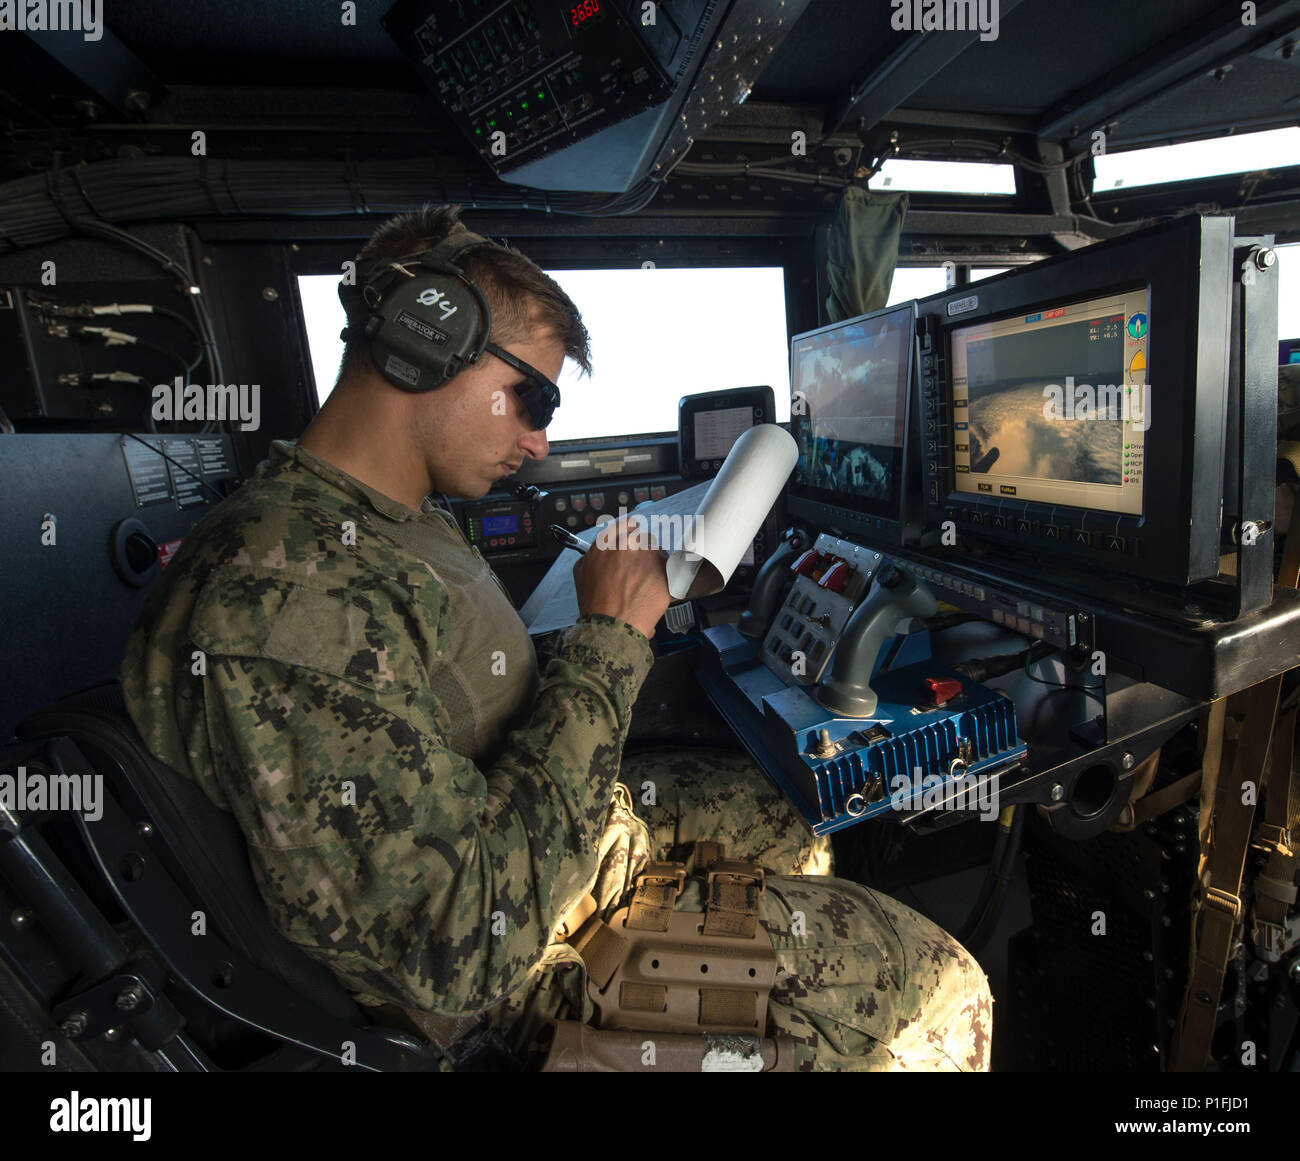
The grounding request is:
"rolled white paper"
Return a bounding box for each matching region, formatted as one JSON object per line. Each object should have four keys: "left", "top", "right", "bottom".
{"left": 665, "top": 423, "right": 798, "bottom": 600}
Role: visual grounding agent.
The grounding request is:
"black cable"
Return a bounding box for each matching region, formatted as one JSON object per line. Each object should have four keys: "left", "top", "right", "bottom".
{"left": 953, "top": 640, "right": 1054, "bottom": 683}
{"left": 958, "top": 804, "right": 1026, "bottom": 952}
{"left": 66, "top": 217, "right": 225, "bottom": 387}
{"left": 74, "top": 326, "right": 191, "bottom": 377}
{"left": 1023, "top": 647, "right": 1105, "bottom": 705}
{"left": 121, "top": 431, "right": 228, "bottom": 504}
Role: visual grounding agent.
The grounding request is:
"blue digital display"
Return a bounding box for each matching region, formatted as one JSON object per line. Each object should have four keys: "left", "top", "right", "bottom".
{"left": 483, "top": 514, "right": 519, "bottom": 536}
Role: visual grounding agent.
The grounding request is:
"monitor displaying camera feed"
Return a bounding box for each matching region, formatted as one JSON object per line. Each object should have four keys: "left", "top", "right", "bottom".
{"left": 949, "top": 288, "right": 1150, "bottom": 517}
{"left": 789, "top": 304, "right": 913, "bottom": 519}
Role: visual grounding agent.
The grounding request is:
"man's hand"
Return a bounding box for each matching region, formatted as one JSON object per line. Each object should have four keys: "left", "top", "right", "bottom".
{"left": 572, "top": 517, "right": 671, "bottom": 640}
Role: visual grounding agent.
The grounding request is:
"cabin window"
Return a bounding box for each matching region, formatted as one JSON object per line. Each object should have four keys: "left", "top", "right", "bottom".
{"left": 298, "top": 266, "right": 791, "bottom": 442}
{"left": 1093, "top": 127, "right": 1300, "bottom": 192}
{"left": 868, "top": 159, "right": 1016, "bottom": 196}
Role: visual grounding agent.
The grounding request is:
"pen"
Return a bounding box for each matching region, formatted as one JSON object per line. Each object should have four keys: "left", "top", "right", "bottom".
{"left": 548, "top": 523, "right": 592, "bottom": 555}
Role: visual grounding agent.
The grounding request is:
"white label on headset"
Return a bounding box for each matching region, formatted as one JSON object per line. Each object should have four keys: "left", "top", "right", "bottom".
{"left": 397, "top": 310, "right": 447, "bottom": 345}
{"left": 384, "top": 353, "right": 421, "bottom": 387}
{"left": 416, "top": 287, "right": 458, "bottom": 321}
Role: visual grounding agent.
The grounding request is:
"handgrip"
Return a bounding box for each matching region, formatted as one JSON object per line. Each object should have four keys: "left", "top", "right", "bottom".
{"left": 737, "top": 527, "right": 808, "bottom": 640}
{"left": 815, "top": 564, "right": 937, "bottom": 717}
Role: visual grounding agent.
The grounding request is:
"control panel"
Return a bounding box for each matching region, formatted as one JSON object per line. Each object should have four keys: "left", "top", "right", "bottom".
{"left": 890, "top": 558, "right": 1093, "bottom": 654}
{"left": 464, "top": 499, "right": 536, "bottom": 551}
{"left": 915, "top": 317, "right": 946, "bottom": 507}
{"left": 695, "top": 530, "right": 1078, "bottom": 835}
{"left": 384, "top": 0, "right": 707, "bottom": 180}
{"left": 761, "top": 536, "right": 883, "bottom": 686}
{"left": 460, "top": 474, "right": 769, "bottom": 583}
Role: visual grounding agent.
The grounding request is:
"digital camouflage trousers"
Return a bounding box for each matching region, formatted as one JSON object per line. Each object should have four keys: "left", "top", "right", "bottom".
{"left": 473, "top": 747, "right": 990, "bottom": 1071}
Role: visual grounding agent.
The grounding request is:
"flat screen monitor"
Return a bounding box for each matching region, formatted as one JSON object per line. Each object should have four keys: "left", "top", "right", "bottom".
{"left": 949, "top": 288, "right": 1150, "bottom": 517}
{"left": 788, "top": 302, "right": 915, "bottom": 541}
{"left": 915, "top": 214, "right": 1236, "bottom": 590}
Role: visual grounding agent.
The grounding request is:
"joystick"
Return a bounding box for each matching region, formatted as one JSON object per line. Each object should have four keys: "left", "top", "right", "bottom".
{"left": 815, "top": 563, "right": 938, "bottom": 717}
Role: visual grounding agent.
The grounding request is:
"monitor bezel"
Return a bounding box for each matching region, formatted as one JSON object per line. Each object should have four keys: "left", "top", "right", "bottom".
{"left": 915, "top": 214, "right": 1233, "bottom": 588}
{"left": 785, "top": 300, "right": 918, "bottom": 548}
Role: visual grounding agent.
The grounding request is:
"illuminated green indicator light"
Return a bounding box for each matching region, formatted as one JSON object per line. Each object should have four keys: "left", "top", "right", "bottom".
{"left": 521, "top": 101, "right": 529, "bottom": 109}
{"left": 488, "top": 119, "right": 496, "bottom": 127}
{"left": 475, "top": 127, "right": 482, "bottom": 134}
{"left": 538, "top": 91, "right": 545, "bottom": 99}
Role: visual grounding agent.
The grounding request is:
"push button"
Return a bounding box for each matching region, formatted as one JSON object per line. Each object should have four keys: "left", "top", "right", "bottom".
{"left": 589, "top": 493, "right": 604, "bottom": 510}
{"left": 1070, "top": 528, "right": 1092, "bottom": 547}
{"left": 650, "top": 485, "right": 666, "bottom": 500}
{"left": 1015, "top": 518, "right": 1035, "bottom": 535}
{"left": 1041, "top": 523, "right": 1061, "bottom": 541}
{"left": 634, "top": 487, "right": 649, "bottom": 503}
{"left": 1105, "top": 534, "right": 1126, "bottom": 552}
{"left": 571, "top": 494, "right": 587, "bottom": 512}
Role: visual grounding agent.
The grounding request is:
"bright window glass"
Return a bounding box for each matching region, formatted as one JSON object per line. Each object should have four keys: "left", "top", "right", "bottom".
{"left": 887, "top": 265, "right": 951, "bottom": 305}
{"left": 1093, "top": 127, "right": 1300, "bottom": 192}
{"left": 868, "top": 159, "right": 1016, "bottom": 195}
{"left": 298, "top": 267, "right": 791, "bottom": 442}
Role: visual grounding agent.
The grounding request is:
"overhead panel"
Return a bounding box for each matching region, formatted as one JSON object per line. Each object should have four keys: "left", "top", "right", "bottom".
{"left": 382, "top": 0, "right": 807, "bottom": 193}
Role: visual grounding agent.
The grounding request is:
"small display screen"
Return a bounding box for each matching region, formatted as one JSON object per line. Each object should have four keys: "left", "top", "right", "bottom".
{"left": 790, "top": 304, "right": 913, "bottom": 520}
{"left": 567, "top": 0, "right": 604, "bottom": 31}
{"left": 949, "top": 288, "right": 1149, "bottom": 516}
{"left": 482, "top": 514, "right": 520, "bottom": 536}
{"left": 694, "top": 405, "right": 755, "bottom": 461}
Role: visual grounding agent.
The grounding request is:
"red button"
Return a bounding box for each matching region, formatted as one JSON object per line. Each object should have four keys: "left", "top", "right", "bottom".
{"left": 507, "top": 536, "right": 516, "bottom": 544}
{"left": 923, "top": 677, "right": 963, "bottom": 706}
{"left": 650, "top": 486, "right": 666, "bottom": 500}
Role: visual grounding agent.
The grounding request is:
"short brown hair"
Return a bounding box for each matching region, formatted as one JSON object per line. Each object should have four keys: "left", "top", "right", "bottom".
{"left": 337, "top": 204, "right": 590, "bottom": 384}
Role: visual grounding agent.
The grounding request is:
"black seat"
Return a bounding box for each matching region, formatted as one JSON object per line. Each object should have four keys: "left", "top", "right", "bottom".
{"left": 9, "top": 680, "right": 437, "bottom": 1071}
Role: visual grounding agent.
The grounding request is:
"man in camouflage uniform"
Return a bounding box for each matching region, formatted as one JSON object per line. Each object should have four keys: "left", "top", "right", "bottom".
{"left": 123, "top": 206, "right": 990, "bottom": 1071}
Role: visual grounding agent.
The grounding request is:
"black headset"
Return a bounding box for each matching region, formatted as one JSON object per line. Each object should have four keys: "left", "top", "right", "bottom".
{"left": 337, "top": 230, "right": 561, "bottom": 429}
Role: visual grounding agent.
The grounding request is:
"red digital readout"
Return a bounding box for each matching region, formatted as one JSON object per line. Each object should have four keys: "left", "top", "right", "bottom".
{"left": 570, "top": 0, "right": 600, "bottom": 26}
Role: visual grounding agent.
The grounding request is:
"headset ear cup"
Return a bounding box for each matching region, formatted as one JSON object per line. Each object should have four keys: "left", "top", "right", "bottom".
{"left": 344, "top": 237, "right": 496, "bottom": 393}
{"left": 366, "top": 273, "right": 483, "bottom": 392}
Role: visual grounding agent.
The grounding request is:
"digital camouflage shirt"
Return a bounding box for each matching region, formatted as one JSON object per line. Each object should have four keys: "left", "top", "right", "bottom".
{"left": 122, "top": 441, "right": 654, "bottom": 1018}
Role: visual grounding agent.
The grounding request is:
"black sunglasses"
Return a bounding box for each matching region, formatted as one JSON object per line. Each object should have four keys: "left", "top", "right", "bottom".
{"left": 484, "top": 342, "right": 561, "bottom": 430}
